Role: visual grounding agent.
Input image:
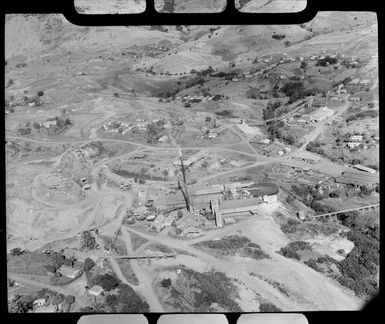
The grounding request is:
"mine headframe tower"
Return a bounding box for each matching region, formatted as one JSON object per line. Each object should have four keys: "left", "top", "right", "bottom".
{"left": 178, "top": 152, "right": 191, "bottom": 212}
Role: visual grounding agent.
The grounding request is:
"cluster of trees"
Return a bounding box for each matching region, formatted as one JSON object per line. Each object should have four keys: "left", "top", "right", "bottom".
{"left": 336, "top": 230, "right": 379, "bottom": 297}
{"left": 183, "top": 268, "right": 242, "bottom": 312}
{"left": 149, "top": 25, "right": 168, "bottom": 32}
{"left": 346, "top": 110, "right": 378, "bottom": 123}
{"left": 185, "top": 76, "right": 206, "bottom": 88}
{"left": 272, "top": 34, "right": 286, "bottom": 40}
{"left": 8, "top": 295, "right": 34, "bottom": 313}
{"left": 23, "top": 95, "right": 42, "bottom": 106}
{"left": 93, "top": 273, "right": 120, "bottom": 292}
{"left": 114, "top": 168, "right": 163, "bottom": 182}
{"left": 146, "top": 120, "right": 166, "bottom": 144}
{"left": 197, "top": 235, "right": 251, "bottom": 251}
{"left": 161, "top": 278, "right": 172, "bottom": 288}
{"left": 83, "top": 258, "right": 95, "bottom": 272}
{"left": 86, "top": 283, "right": 150, "bottom": 312}
{"left": 43, "top": 251, "right": 76, "bottom": 274}
{"left": 300, "top": 61, "right": 308, "bottom": 69}
{"left": 194, "top": 66, "right": 215, "bottom": 77}
{"left": 158, "top": 88, "right": 179, "bottom": 99}
{"left": 215, "top": 110, "right": 236, "bottom": 118}
{"left": 10, "top": 248, "right": 25, "bottom": 256}
{"left": 266, "top": 121, "right": 296, "bottom": 145}
{"left": 8, "top": 289, "right": 75, "bottom": 313}
{"left": 290, "top": 184, "right": 341, "bottom": 213}
{"left": 6, "top": 78, "right": 14, "bottom": 88}
{"left": 280, "top": 218, "right": 301, "bottom": 234}
{"left": 280, "top": 81, "right": 318, "bottom": 103}
{"left": 306, "top": 141, "right": 324, "bottom": 155}
{"left": 243, "top": 244, "right": 270, "bottom": 260}
{"left": 259, "top": 303, "right": 282, "bottom": 312}
{"left": 316, "top": 56, "right": 338, "bottom": 67}
{"left": 245, "top": 86, "right": 261, "bottom": 99}
{"left": 81, "top": 231, "right": 97, "bottom": 250}
{"left": 263, "top": 101, "right": 281, "bottom": 120}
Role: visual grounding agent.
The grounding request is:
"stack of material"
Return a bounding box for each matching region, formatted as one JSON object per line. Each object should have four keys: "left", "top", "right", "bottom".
{"left": 175, "top": 209, "right": 213, "bottom": 235}
{"left": 151, "top": 214, "right": 165, "bottom": 232}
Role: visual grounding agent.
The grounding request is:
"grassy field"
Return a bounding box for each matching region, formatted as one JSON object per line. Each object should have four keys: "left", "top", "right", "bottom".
{"left": 115, "top": 259, "right": 139, "bottom": 285}
{"left": 7, "top": 251, "right": 52, "bottom": 276}
{"left": 158, "top": 265, "right": 242, "bottom": 312}
{"left": 130, "top": 232, "right": 149, "bottom": 251}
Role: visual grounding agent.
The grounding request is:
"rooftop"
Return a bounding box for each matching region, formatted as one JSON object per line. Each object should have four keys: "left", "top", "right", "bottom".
{"left": 336, "top": 170, "right": 379, "bottom": 186}
{"left": 58, "top": 265, "right": 81, "bottom": 277}
{"left": 89, "top": 285, "right": 103, "bottom": 294}
{"left": 220, "top": 197, "right": 262, "bottom": 211}
{"left": 353, "top": 165, "right": 377, "bottom": 173}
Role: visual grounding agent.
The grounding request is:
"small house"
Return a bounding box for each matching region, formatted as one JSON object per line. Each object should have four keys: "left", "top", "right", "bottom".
{"left": 57, "top": 265, "right": 81, "bottom": 279}
{"left": 88, "top": 285, "right": 103, "bottom": 296}
{"left": 347, "top": 142, "right": 361, "bottom": 149}
{"left": 33, "top": 298, "right": 47, "bottom": 307}
{"left": 349, "top": 135, "right": 363, "bottom": 142}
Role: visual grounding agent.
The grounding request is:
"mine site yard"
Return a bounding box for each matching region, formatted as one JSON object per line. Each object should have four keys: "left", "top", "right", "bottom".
{"left": 5, "top": 12, "right": 379, "bottom": 313}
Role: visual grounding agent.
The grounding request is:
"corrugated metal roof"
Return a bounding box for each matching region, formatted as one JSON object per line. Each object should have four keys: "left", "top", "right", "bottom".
{"left": 220, "top": 197, "right": 261, "bottom": 210}
{"left": 353, "top": 165, "right": 377, "bottom": 173}
{"left": 58, "top": 265, "right": 81, "bottom": 277}
{"left": 336, "top": 170, "right": 379, "bottom": 185}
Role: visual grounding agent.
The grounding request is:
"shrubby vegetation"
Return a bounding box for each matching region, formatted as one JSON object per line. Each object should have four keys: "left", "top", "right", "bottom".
{"left": 280, "top": 218, "right": 301, "bottom": 234}
{"left": 194, "top": 235, "right": 270, "bottom": 260}
{"left": 280, "top": 81, "right": 319, "bottom": 103}
{"left": 92, "top": 273, "right": 120, "bottom": 292}
{"left": 168, "top": 267, "right": 242, "bottom": 312}
{"left": 215, "top": 110, "right": 237, "bottom": 118}
{"left": 8, "top": 288, "right": 75, "bottom": 313}
{"left": 266, "top": 121, "right": 297, "bottom": 145}
{"left": 316, "top": 56, "right": 338, "bottom": 67}
{"left": 272, "top": 34, "right": 286, "bottom": 40}
{"left": 306, "top": 141, "right": 324, "bottom": 155}
{"left": 263, "top": 101, "right": 281, "bottom": 120}
{"left": 346, "top": 109, "right": 378, "bottom": 123}
{"left": 81, "top": 231, "right": 97, "bottom": 250}
{"left": 259, "top": 302, "right": 282, "bottom": 312}
{"left": 278, "top": 241, "right": 312, "bottom": 260}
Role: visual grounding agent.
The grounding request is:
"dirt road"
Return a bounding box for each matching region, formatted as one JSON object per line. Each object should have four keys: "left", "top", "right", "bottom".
{"left": 124, "top": 224, "right": 362, "bottom": 311}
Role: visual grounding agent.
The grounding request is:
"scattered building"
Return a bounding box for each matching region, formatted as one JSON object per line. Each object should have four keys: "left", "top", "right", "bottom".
{"left": 33, "top": 298, "right": 47, "bottom": 307}
{"left": 88, "top": 285, "right": 103, "bottom": 296}
{"left": 349, "top": 97, "right": 361, "bottom": 103}
{"left": 353, "top": 165, "right": 377, "bottom": 174}
{"left": 219, "top": 197, "right": 262, "bottom": 216}
{"left": 101, "top": 168, "right": 133, "bottom": 189}
{"left": 346, "top": 142, "right": 361, "bottom": 149}
{"left": 57, "top": 265, "right": 81, "bottom": 279}
{"left": 173, "top": 150, "right": 208, "bottom": 167}
{"left": 349, "top": 135, "right": 363, "bottom": 142}
{"left": 335, "top": 170, "right": 379, "bottom": 186}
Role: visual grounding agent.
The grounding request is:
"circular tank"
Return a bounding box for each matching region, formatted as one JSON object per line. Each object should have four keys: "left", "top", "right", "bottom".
{"left": 246, "top": 182, "right": 279, "bottom": 197}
